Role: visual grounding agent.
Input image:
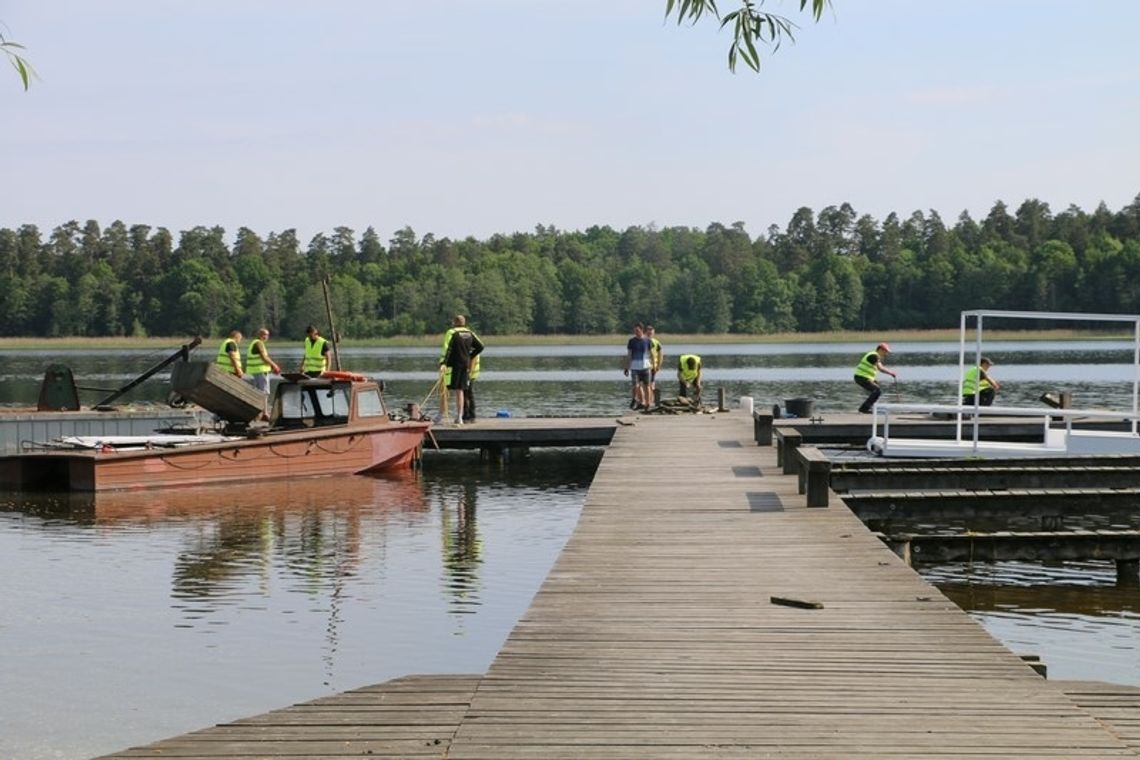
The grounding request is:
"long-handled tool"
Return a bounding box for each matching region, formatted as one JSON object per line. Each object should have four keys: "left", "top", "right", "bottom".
{"left": 436, "top": 366, "right": 449, "bottom": 421}
{"left": 420, "top": 375, "right": 443, "bottom": 409}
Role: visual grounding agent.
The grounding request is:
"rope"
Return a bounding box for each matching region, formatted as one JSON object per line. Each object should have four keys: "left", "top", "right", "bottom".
{"left": 421, "top": 375, "right": 442, "bottom": 408}
{"left": 312, "top": 435, "right": 364, "bottom": 455}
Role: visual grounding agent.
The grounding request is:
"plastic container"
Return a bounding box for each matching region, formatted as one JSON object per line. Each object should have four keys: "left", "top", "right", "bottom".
{"left": 740, "top": 396, "right": 754, "bottom": 416}
{"left": 784, "top": 398, "right": 815, "bottom": 418}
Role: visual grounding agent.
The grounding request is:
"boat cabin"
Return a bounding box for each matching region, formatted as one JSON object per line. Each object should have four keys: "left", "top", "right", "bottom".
{"left": 270, "top": 376, "right": 387, "bottom": 431}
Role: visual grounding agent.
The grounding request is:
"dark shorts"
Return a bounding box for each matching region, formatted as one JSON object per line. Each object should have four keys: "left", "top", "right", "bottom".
{"left": 447, "top": 365, "right": 470, "bottom": 390}
{"left": 630, "top": 368, "right": 650, "bottom": 385}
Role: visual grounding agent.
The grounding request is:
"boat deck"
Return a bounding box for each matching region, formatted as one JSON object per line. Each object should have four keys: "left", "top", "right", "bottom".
{"left": 99, "top": 412, "right": 1139, "bottom": 758}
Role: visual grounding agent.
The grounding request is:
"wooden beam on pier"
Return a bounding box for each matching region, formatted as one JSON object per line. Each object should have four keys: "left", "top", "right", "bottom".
{"left": 885, "top": 530, "right": 1140, "bottom": 584}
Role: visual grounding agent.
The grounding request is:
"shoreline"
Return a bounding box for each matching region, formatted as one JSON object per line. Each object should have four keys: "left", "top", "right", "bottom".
{"left": 0, "top": 328, "right": 1129, "bottom": 351}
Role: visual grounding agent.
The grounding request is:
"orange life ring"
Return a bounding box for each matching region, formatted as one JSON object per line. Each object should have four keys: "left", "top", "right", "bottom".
{"left": 320, "top": 370, "right": 368, "bottom": 383}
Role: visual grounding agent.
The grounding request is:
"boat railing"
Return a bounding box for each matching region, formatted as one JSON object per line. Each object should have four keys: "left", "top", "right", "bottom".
{"left": 871, "top": 402, "right": 1140, "bottom": 453}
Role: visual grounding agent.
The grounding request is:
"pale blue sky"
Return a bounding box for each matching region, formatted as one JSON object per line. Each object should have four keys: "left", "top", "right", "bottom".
{"left": 5, "top": 1, "right": 1139, "bottom": 244}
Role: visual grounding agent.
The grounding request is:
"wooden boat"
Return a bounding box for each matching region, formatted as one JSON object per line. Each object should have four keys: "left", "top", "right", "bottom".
{"left": 0, "top": 370, "right": 430, "bottom": 492}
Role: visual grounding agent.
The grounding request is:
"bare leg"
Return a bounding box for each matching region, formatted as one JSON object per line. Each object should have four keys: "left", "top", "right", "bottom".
{"left": 455, "top": 388, "right": 465, "bottom": 422}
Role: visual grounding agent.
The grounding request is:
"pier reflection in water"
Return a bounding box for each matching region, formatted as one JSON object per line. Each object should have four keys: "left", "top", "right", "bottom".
{"left": 924, "top": 561, "right": 1140, "bottom": 685}
{"left": 0, "top": 449, "right": 600, "bottom": 760}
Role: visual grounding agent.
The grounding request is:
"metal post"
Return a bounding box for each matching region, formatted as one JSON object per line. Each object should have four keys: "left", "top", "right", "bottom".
{"left": 95, "top": 337, "right": 203, "bottom": 409}
{"left": 322, "top": 276, "right": 342, "bottom": 371}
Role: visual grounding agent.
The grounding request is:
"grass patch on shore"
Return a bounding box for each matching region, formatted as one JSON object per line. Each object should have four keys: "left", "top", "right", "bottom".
{"left": 0, "top": 328, "right": 1130, "bottom": 351}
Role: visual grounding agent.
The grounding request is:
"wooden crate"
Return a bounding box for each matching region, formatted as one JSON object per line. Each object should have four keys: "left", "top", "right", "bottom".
{"left": 170, "top": 361, "right": 265, "bottom": 423}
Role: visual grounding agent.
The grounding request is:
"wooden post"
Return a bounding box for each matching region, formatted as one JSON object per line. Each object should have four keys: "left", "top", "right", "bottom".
{"left": 1117, "top": 558, "right": 1140, "bottom": 586}
{"left": 753, "top": 411, "right": 773, "bottom": 446}
{"left": 779, "top": 430, "right": 802, "bottom": 475}
{"left": 321, "top": 277, "right": 342, "bottom": 372}
{"left": 796, "top": 447, "right": 832, "bottom": 508}
{"left": 717, "top": 387, "right": 727, "bottom": 412}
{"left": 886, "top": 536, "right": 912, "bottom": 566}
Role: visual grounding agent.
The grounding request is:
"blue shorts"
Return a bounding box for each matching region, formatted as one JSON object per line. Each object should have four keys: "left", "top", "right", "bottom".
{"left": 630, "top": 368, "right": 650, "bottom": 385}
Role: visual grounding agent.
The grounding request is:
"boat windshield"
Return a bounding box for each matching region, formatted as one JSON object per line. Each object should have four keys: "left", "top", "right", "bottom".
{"left": 274, "top": 383, "right": 351, "bottom": 428}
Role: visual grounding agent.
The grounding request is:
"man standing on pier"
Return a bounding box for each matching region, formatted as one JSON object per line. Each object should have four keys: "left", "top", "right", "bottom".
{"left": 854, "top": 343, "right": 897, "bottom": 414}
{"left": 440, "top": 315, "right": 484, "bottom": 426}
{"left": 624, "top": 323, "right": 652, "bottom": 411}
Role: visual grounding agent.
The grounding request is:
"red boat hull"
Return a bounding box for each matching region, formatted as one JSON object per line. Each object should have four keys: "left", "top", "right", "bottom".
{"left": 0, "top": 421, "right": 430, "bottom": 492}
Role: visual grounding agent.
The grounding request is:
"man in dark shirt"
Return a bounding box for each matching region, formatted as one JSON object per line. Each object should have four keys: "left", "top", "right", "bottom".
{"left": 440, "top": 315, "right": 484, "bottom": 426}
{"left": 624, "top": 323, "right": 652, "bottom": 411}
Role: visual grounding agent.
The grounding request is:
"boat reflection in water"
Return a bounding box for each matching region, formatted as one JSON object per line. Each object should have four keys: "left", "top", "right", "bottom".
{"left": 16, "top": 472, "right": 431, "bottom": 612}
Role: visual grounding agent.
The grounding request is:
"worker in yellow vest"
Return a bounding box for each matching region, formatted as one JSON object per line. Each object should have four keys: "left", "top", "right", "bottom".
{"left": 216, "top": 330, "right": 244, "bottom": 378}
{"left": 246, "top": 328, "right": 281, "bottom": 394}
{"left": 300, "top": 324, "right": 331, "bottom": 378}
{"left": 962, "top": 357, "right": 1000, "bottom": 407}
{"left": 439, "top": 315, "right": 484, "bottom": 426}
{"left": 854, "top": 343, "right": 897, "bottom": 413}
{"left": 677, "top": 353, "right": 702, "bottom": 402}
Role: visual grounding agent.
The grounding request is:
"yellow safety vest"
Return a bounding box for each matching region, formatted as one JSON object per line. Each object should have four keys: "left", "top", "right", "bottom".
{"left": 216, "top": 339, "right": 242, "bottom": 374}
{"left": 302, "top": 336, "right": 328, "bottom": 373}
{"left": 443, "top": 346, "right": 481, "bottom": 386}
{"left": 678, "top": 354, "right": 701, "bottom": 383}
{"left": 246, "top": 339, "right": 271, "bottom": 375}
{"left": 854, "top": 350, "right": 879, "bottom": 380}
{"left": 649, "top": 338, "right": 662, "bottom": 370}
{"left": 962, "top": 366, "right": 992, "bottom": 395}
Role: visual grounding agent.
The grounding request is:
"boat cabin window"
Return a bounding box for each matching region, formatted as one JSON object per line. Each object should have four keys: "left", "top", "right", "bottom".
{"left": 273, "top": 383, "right": 351, "bottom": 428}
{"left": 356, "top": 388, "right": 385, "bottom": 418}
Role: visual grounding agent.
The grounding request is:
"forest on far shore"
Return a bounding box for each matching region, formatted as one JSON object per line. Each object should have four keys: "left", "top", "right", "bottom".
{"left": 2, "top": 194, "right": 1139, "bottom": 339}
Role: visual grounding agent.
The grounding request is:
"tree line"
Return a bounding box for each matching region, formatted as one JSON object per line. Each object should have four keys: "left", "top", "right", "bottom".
{"left": 2, "top": 194, "right": 1139, "bottom": 339}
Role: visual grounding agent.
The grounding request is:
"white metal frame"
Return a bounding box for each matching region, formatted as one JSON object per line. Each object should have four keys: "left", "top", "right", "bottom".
{"left": 872, "top": 309, "right": 1140, "bottom": 456}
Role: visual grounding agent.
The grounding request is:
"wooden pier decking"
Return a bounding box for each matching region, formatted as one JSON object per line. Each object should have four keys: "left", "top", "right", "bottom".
{"left": 100, "top": 412, "right": 1140, "bottom": 759}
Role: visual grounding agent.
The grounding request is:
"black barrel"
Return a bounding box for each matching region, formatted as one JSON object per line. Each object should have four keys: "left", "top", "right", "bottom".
{"left": 784, "top": 398, "right": 815, "bottom": 418}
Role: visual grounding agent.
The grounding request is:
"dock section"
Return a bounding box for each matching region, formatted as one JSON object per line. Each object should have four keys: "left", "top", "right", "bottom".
{"left": 443, "top": 413, "right": 1133, "bottom": 758}
{"left": 102, "top": 412, "right": 1138, "bottom": 759}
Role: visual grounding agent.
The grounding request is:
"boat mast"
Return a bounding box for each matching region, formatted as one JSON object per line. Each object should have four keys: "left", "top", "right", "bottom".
{"left": 322, "top": 276, "right": 343, "bottom": 372}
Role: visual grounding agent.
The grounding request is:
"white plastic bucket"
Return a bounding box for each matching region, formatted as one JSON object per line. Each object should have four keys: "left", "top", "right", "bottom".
{"left": 740, "top": 396, "right": 754, "bottom": 416}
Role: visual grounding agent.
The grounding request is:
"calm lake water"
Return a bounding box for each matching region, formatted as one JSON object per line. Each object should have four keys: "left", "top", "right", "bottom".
{"left": 2, "top": 340, "right": 1139, "bottom": 759}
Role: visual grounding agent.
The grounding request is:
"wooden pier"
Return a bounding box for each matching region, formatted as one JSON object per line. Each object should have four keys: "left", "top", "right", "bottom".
{"left": 100, "top": 412, "right": 1139, "bottom": 759}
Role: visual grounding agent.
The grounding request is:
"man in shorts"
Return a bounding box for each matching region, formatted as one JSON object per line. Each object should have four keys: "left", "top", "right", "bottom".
{"left": 440, "top": 315, "right": 484, "bottom": 426}
{"left": 623, "top": 323, "right": 652, "bottom": 412}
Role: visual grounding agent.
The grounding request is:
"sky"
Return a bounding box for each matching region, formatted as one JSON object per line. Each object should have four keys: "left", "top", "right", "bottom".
{"left": 4, "top": 0, "right": 1140, "bottom": 246}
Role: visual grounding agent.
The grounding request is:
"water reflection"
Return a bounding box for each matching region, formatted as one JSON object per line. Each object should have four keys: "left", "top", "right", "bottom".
{"left": 441, "top": 482, "right": 482, "bottom": 615}
{"left": 923, "top": 561, "right": 1140, "bottom": 684}
{"left": 0, "top": 452, "right": 595, "bottom": 760}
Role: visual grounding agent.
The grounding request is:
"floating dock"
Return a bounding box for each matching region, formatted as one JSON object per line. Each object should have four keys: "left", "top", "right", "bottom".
{"left": 100, "top": 411, "right": 1139, "bottom": 758}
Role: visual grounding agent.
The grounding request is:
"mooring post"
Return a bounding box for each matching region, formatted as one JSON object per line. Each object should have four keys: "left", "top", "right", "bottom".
{"left": 1117, "top": 558, "right": 1140, "bottom": 586}
{"left": 717, "top": 387, "right": 727, "bottom": 412}
{"left": 780, "top": 430, "right": 802, "bottom": 475}
{"left": 796, "top": 447, "right": 832, "bottom": 508}
{"left": 753, "top": 411, "right": 773, "bottom": 446}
